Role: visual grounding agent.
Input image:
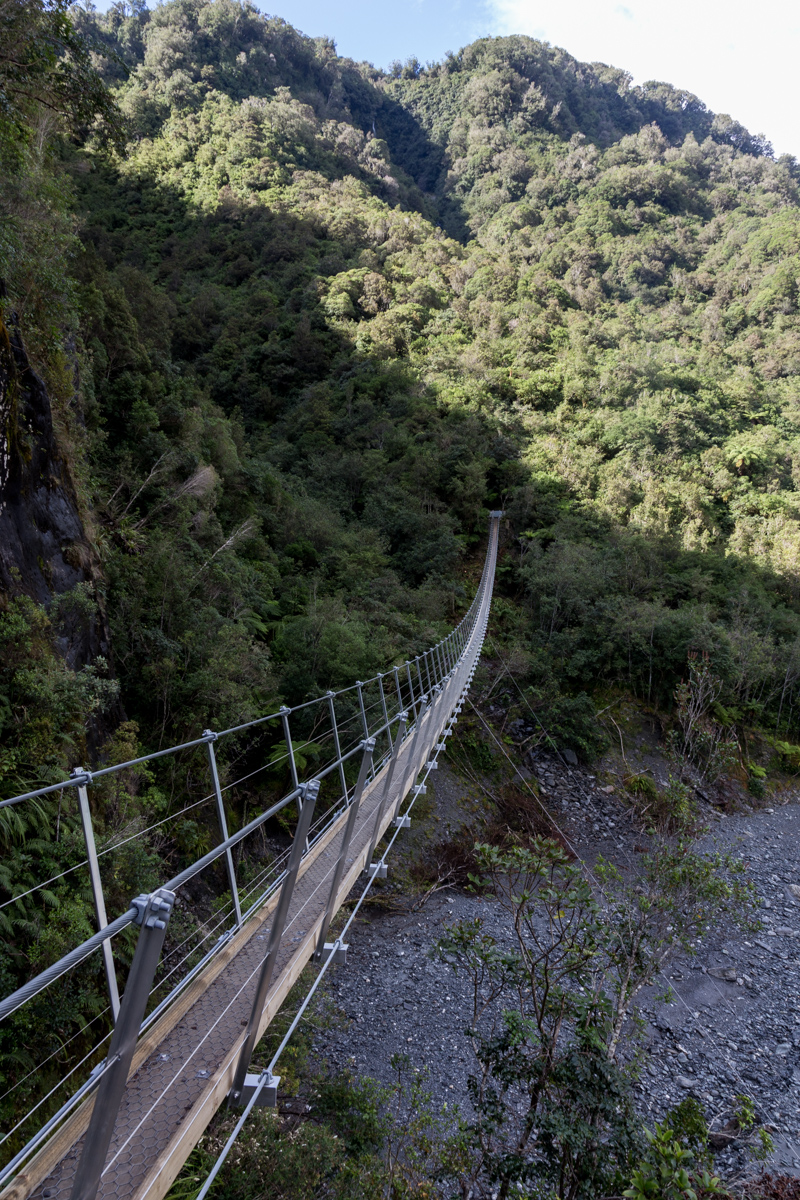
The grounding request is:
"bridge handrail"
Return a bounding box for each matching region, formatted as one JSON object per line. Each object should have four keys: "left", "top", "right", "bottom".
{"left": 0, "top": 512, "right": 503, "bottom": 1196}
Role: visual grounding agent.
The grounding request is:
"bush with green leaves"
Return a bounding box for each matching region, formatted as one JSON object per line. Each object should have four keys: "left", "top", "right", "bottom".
{"left": 624, "top": 1120, "right": 728, "bottom": 1200}
{"left": 433, "top": 837, "right": 755, "bottom": 1198}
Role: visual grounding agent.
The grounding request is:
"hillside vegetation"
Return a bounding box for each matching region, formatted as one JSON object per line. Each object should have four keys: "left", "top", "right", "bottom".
{"left": 2, "top": 0, "right": 800, "bottom": 908}
{"left": 5, "top": 0, "right": 800, "bottom": 1189}
{"left": 4, "top": 0, "right": 800, "bottom": 779}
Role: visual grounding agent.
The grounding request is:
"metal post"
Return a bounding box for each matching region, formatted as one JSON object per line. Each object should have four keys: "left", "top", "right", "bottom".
{"left": 355, "top": 681, "right": 370, "bottom": 739}
{"left": 315, "top": 738, "right": 374, "bottom": 958}
{"left": 415, "top": 656, "right": 425, "bottom": 702}
{"left": 423, "top": 650, "right": 433, "bottom": 693}
{"left": 325, "top": 692, "right": 348, "bottom": 804}
{"left": 72, "top": 770, "right": 120, "bottom": 1023}
{"left": 394, "top": 699, "right": 430, "bottom": 820}
{"left": 204, "top": 734, "right": 243, "bottom": 928}
{"left": 69, "top": 888, "right": 175, "bottom": 1200}
{"left": 280, "top": 705, "right": 299, "bottom": 790}
{"left": 377, "top": 672, "right": 391, "bottom": 756}
{"left": 365, "top": 711, "right": 408, "bottom": 869}
{"left": 230, "top": 779, "right": 319, "bottom": 1101}
{"left": 392, "top": 665, "right": 403, "bottom": 716}
{"left": 405, "top": 661, "right": 417, "bottom": 719}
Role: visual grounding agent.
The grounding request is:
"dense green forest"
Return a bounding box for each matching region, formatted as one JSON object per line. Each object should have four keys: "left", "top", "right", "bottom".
{"left": 5, "top": 0, "right": 800, "bottom": 1192}
{"left": 5, "top": 0, "right": 800, "bottom": 785}
{"left": 6, "top": 0, "right": 800, "bottom": 792}
{"left": 2, "top": 0, "right": 800, "bottom": 944}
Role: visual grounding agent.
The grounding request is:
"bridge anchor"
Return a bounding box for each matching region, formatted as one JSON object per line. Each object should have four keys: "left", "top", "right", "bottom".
{"left": 239, "top": 1070, "right": 281, "bottom": 1107}
{"left": 318, "top": 941, "right": 348, "bottom": 965}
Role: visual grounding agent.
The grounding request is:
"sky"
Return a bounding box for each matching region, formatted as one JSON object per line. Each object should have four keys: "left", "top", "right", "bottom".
{"left": 259, "top": 0, "right": 800, "bottom": 159}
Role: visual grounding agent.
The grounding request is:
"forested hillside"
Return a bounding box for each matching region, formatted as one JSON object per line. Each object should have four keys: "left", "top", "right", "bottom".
{"left": 2, "top": 0, "right": 800, "bottom": 861}
{"left": 6, "top": 0, "right": 800, "bottom": 1187}
{"left": 5, "top": 0, "right": 800, "bottom": 790}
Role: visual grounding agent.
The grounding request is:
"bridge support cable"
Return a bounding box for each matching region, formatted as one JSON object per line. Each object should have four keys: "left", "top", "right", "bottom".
{"left": 0, "top": 513, "right": 502, "bottom": 1200}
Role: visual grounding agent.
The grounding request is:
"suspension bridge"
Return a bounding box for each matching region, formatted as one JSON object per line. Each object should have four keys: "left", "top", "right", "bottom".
{"left": 0, "top": 514, "right": 502, "bottom": 1200}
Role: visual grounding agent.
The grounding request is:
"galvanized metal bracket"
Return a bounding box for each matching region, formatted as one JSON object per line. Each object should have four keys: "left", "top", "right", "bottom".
{"left": 318, "top": 941, "right": 348, "bottom": 965}
{"left": 239, "top": 1071, "right": 281, "bottom": 1107}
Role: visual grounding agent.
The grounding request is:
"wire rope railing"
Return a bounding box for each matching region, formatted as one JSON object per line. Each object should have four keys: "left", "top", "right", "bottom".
{"left": 0, "top": 512, "right": 503, "bottom": 1200}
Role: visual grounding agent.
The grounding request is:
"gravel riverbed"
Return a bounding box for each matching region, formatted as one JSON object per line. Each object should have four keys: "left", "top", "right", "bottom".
{"left": 310, "top": 751, "right": 800, "bottom": 1181}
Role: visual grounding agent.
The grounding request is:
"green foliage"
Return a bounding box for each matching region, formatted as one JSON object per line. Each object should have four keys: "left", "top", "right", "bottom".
{"left": 527, "top": 687, "right": 610, "bottom": 761}
{"left": 625, "top": 773, "right": 659, "bottom": 802}
{"left": 0, "top": 591, "right": 118, "bottom": 794}
{"left": 671, "top": 655, "right": 741, "bottom": 784}
{"left": 0, "top": 0, "right": 123, "bottom": 162}
{"left": 734, "top": 1094, "right": 775, "bottom": 1164}
{"left": 434, "top": 837, "right": 756, "bottom": 1196}
{"left": 645, "top": 776, "right": 698, "bottom": 836}
{"left": 0, "top": 0, "right": 123, "bottom": 369}
{"left": 453, "top": 728, "right": 497, "bottom": 773}
{"left": 667, "top": 1098, "right": 714, "bottom": 1168}
{"left": 623, "top": 1121, "right": 728, "bottom": 1200}
{"left": 436, "top": 841, "right": 641, "bottom": 1197}
{"left": 164, "top": 1058, "right": 447, "bottom": 1200}
{"left": 6, "top": 0, "right": 800, "bottom": 764}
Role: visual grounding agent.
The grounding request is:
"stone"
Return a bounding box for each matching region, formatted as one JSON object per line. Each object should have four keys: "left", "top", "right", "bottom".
{"left": 788, "top": 884, "right": 800, "bottom": 900}
{"left": 561, "top": 748, "right": 578, "bottom": 766}
{"left": 708, "top": 966, "right": 738, "bottom": 982}
{"left": 675, "top": 1075, "right": 696, "bottom": 1089}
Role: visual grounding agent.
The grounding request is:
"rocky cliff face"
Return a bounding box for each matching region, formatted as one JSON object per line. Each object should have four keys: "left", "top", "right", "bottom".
{"left": 0, "top": 307, "right": 107, "bottom": 668}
